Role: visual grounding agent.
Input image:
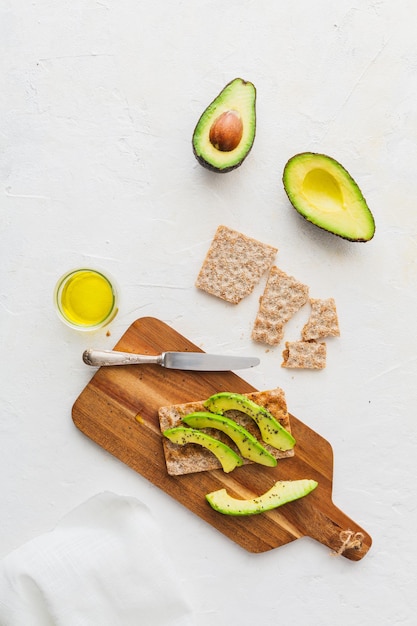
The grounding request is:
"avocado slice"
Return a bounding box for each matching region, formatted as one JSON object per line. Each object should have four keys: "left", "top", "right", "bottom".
{"left": 181, "top": 412, "right": 277, "bottom": 467}
{"left": 192, "top": 78, "right": 256, "bottom": 173}
{"left": 203, "top": 392, "right": 296, "bottom": 451}
{"left": 206, "top": 479, "right": 318, "bottom": 515}
{"left": 163, "top": 426, "right": 243, "bottom": 473}
{"left": 283, "top": 152, "right": 375, "bottom": 242}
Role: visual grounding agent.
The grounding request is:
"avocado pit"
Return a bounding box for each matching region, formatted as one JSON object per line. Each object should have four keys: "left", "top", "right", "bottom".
{"left": 209, "top": 110, "right": 243, "bottom": 152}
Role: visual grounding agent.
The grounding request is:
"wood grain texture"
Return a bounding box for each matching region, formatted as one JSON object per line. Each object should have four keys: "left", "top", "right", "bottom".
{"left": 72, "top": 317, "right": 372, "bottom": 560}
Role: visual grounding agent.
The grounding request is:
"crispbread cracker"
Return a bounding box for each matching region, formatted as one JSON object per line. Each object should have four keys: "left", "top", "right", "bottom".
{"left": 281, "top": 340, "right": 326, "bottom": 369}
{"left": 159, "top": 388, "right": 293, "bottom": 475}
{"left": 302, "top": 298, "right": 340, "bottom": 341}
{"left": 252, "top": 266, "right": 309, "bottom": 346}
{"left": 195, "top": 225, "right": 277, "bottom": 304}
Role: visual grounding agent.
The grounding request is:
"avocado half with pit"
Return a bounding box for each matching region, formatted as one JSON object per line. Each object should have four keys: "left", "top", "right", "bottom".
{"left": 192, "top": 78, "right": 256, "bottom": 173}
{"left": 283, "top": 152, "right": 375, "bottom": 242}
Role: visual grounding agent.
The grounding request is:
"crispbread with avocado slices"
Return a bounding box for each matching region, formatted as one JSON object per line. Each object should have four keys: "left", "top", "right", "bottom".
{"left": 159, "top": 388, "right": 294, "bottom": 475}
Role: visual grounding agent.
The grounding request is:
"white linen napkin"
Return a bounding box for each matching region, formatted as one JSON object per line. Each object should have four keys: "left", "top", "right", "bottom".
{"left": 0, "top": 492, "right": 194, "bottom": 626}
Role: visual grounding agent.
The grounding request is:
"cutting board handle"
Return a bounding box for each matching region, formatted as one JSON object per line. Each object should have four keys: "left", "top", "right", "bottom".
{"left": 304, "top": 499, "right": 372, "bottom": 561}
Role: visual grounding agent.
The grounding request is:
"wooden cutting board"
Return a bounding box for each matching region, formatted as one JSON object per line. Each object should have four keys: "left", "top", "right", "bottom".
{"left": 72, "top": 317, "right": 371, "bottom": 560}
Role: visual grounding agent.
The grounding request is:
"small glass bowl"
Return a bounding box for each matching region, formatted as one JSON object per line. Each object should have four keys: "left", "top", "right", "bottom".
{"left": 54, "top": 268, "right": 119, "bottom": 331}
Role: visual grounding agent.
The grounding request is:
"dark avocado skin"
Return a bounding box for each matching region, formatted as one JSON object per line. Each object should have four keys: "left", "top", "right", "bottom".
{"left": 192, "top": 147, "right": 237, "bottom": 173}
{"left": 192, "top": 137, "right": 256, "bottom": 173}
{"left": 192, "top": 78, "right": 256, "bottom": 173}
{"left": 293, "top": 216, "right": 375, "bottom": 243}
{"left": 193, "top": 145, "right": 252, "bottom": 174}
{"left": 284, "top": 188, "right": 375, "bottom": 242}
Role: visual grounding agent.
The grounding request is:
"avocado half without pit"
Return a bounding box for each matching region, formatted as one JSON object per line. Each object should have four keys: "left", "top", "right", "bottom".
{"left": 283, "top": 152, "right": 375, "bottom": 242}
{"left": 192, "top": 78, "right": 256, "bottom": 173}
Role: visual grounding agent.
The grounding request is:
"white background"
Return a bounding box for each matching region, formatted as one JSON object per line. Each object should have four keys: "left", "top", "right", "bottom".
{"left": 2, "top": 1, "right": 417, "bottom": 624}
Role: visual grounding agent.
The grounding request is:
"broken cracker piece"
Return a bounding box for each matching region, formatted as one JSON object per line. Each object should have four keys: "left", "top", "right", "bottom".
{"left": 195, "top": 225, "right": 277, "bottom": 304}
{"left": 302, "top": 297, "right": 340, "bottom": 341}
{"left": 281, "top": 340, "right": 326, "bottom": 369}
{"left": 252, "top": 266, "right": 309, "bottom": 346}
{"left": 159, "top": 388, "right": 293, "bottom": 476}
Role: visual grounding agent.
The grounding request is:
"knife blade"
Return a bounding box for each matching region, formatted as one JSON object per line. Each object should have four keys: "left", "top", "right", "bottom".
{"left": 82, "top": 349, "right": 260, "bottom": 371}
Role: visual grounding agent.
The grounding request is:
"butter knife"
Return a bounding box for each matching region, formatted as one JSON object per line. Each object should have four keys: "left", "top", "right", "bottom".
{"left": 83, "top": 349, "right": 260, "bottom": 371}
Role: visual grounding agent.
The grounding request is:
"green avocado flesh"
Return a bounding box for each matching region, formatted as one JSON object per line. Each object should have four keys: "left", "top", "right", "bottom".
{"left": 192, "top": 78, "right": 256, "bottom": 172}
{"left": 283, "top": 152, "right": 375, "bottom": 242}
{"left": 181, "top": 412, "right": 277, "bottom": 467}
{"left": 163, "top": 426, "right": 243, "bottom": 473}
{"left": 206, "top": 479, "right": 318, "bottom": 516}
{"left": 203, "top": 393, "right": 296, "bottom": 451}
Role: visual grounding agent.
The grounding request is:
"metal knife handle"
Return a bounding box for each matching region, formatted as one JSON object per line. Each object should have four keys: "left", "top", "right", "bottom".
{"left": 82, "top": 349, "right": 163, "bottom": 367}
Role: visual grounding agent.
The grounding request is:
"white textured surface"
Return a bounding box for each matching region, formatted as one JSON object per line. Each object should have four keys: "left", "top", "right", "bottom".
{"left": 1, "top": 1, "right": 416, "bottom": 624}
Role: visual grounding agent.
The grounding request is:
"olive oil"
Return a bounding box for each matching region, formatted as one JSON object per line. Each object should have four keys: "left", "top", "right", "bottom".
{"left": 55, "top": 269, "right": 118, "bottom": 330}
